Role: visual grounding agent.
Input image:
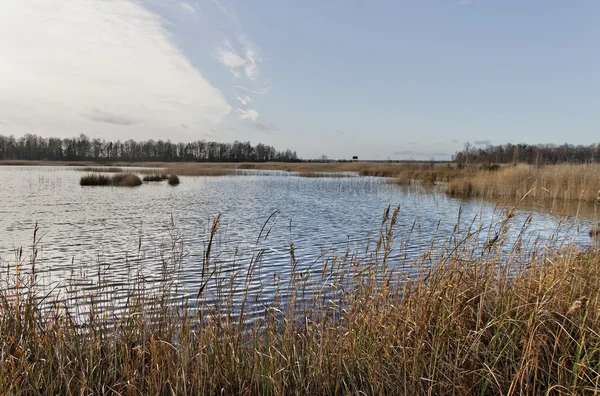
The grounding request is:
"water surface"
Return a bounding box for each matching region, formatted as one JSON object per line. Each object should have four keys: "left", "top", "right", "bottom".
{"left": 0, "top": 166, "right": 597, "bottom": 316}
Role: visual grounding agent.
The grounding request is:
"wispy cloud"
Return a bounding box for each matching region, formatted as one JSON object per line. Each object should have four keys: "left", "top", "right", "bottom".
{"left": 83, "top": 108, "right": 140, "bottom": 126}
{"left": 215, "top": 37, "right": 261, "bottom": 80}
{"left": 250, "top": 121, "right": 279, "bottom": 134}
{"left": 178, "top": 2, "right": 197, "bottom": 14}
{"left": 235, "top": 85, "right": 272, "bottom": 96}
{"left": 210, "top": 0, "right": 240, "bottom": 25}
{"left": 236, "top": 108, "right": 278, "bottom": 133}
{"left": 215, "top": 40, "right": 246, "bottom": 78}
{"left": 208, "top": 0, "right": 270, "bottom": 130}
{"left": 238, "top": 108, "right": 260, "bottom": 123}
{"left": 239, "top": 36, "right": 260, "bottom": 80}
{"left": 236, "top": 94, "right": 252, "bottom": 105}
{"left": 474, "top": 140, "right": 492, "bottom": 146}
{"left": 0, "top": 0, "right": 231, "bottom": 141}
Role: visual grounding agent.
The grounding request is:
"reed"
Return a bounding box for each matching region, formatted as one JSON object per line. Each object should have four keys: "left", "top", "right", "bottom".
{"left": 76, "top": 166, "right": 124, "bottom": 173}
{"left": 297, "top": 171, "right": 354, "bottom": 178}
{"left": 79, "top": 173, "right": 110, "bottom": 186}
{"left": 143, "top": 174, "right": 168, "bottom": 182}
{"left": 110, "top": 173, "right": 143, "bottom": 187}
{"left": 80, "top": 172, "right": 142, "bottom": 187}
{"left": 447, "top": 163, "right": 600, "bottom": 203}
{"left": 1, "top": 209, "right": 599, "bottom": 394}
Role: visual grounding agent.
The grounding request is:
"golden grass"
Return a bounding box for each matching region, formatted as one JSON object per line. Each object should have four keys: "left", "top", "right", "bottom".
{"left": 447, "top": 163, "right": 600, "bottom": 203}
{"left": 142, "top": 173, "right": 168, "bottom": 182}
{"left": 76, "top": 166, "right": 124, "bottom": 173}
{"left": 297, "top": 171, "right": 355, "bottom": 178}
{"left": 1, "top": 209, "right": 600, "bottom": 394}
{"left": 80, "top": 172, "right": 142, "bottom": 187}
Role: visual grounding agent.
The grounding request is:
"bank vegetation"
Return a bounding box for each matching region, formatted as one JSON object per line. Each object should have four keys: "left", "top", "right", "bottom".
{"left": 1, "top": 209, "right": 599, "bottom": 394}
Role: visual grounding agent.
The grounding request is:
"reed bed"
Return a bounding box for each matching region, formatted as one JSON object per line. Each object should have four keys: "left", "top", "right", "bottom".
{"left": 76, "top": 166, "right": 124, "bottom": 173}
{"left": 142, "top": 173, "right": 168, "bottom": 182}
{"left": 80, "top": 172, "right": 142, "bottom": 187}
{"left": 297, "top": 171, "right": 355, "bottom": 178}
{"left": 141, "top": 161, "right": 460, "bottom": 176}
{"left": 447, "top": 163, "right": 600, "bottom": 203}
{"left": 1, "top": 208, "right": 600, "bottom": 395}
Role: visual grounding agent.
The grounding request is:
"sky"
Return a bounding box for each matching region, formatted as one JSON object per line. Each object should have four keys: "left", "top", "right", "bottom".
{"left": 0, "top": 0, "right": 599, "bottom": 160}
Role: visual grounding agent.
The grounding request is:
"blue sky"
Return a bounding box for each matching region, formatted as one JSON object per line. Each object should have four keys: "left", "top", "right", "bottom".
{"left": 1, "top": 0, "right": 598, "bottom": 160}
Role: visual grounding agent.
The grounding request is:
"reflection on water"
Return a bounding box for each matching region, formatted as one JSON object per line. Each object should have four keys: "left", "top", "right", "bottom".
{"left": 0, "top": 166, "right": 598, "bottom": 318}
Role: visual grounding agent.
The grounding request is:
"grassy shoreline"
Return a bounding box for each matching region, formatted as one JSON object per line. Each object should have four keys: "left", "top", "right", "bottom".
{"left": 1, "top": 209, "right": 600, "bottom": 394}
{"left": 447, "top": 163, "right": 600, "bottom": 203}
{"left": 3, "top": 160, "right": 600, "bottom": 204}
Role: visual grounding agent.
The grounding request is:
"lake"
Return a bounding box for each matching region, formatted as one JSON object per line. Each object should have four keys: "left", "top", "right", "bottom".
{"left": 0, "top": 166, "right": 597, "bottom": 318}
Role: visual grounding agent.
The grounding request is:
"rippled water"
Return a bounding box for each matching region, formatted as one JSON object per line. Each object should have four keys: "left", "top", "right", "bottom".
{"left": 0, "top": 166, "right": 597, "bottom": 318}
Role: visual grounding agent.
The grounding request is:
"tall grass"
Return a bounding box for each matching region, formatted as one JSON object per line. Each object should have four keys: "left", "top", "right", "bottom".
{"left": 76, "top": 166, "right": 124, "bottom": 173}
{"left": 142, "top": 173, "right": 168, "bottom": 182}
{"left": 1, "top": 208, "right": 599, "bottom": 394}
{"left": 80, "top": 172, "right": 142, "bottom": 187}
{"left": 447, "top": 163, "right": 600, "bottom": 203}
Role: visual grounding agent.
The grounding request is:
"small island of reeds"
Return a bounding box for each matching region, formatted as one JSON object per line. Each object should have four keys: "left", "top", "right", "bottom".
{"left": 80, "top": 172, "right": 142, "bottom": 187}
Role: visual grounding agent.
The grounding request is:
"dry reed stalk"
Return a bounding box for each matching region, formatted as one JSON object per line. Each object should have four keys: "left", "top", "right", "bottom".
{"left": 1, "top": 208, "right": 599, "bottom": 394}
{"left": 447, "top": 163, "right": 600, "bottom": 203}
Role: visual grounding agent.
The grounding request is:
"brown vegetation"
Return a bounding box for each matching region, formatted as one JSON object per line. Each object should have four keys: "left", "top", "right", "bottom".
{"left": 76, "top": 166, "right": 124, "bottom": 173}
{"left": 142, "top": 173, "right": 168, "bottom": 182}
{"left": 167, "top": 174, "right": 180, "bottom": 185}
{"left": 1, "top": 210, "right": 600, "bottom": 394}
{"left": 80, "top": 172, "right": 142, "bottom": 187}
{"left": 447, "top": 163, "right": 600, "bottom": 203}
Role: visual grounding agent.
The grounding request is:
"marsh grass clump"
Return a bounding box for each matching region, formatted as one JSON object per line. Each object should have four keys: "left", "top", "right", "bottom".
{"left": 167, "top": 174, "right": 180, "bottom": 185}
{"left": 1, "top": 208, "right": 600, "bottom": 394}
{"left": 111, "top": 173, "right": 143, "bottom": 187}
{"left": 143, "top": 174, "right": 166, "bottom": 182}
{"left": 447, "top": 163, "right": 600, "bottom": 203}
{"left": 80, "top": 172, "right": 142, "bottom": 187}
{"left": 79, "top": 173, "right": 110, "bottom": 186}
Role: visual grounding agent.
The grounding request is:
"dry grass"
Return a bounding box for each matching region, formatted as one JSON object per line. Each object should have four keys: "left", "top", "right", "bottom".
{"left": 142, "top": 174, "right": 168, "bottom": 182}
{"left": 447, "top": 163, "right": 600, "bottom": 203}
{"left": 297, "top": 171, "right": 355, "bottom": 178}
{"left": 76, "top": 166, "right": 124, "bottom": 173}
{"left": 1, "top": 209, "right": 600, "bottom": 394}
{"left": 80, "top": 172, "right": 142, "bottom": 187}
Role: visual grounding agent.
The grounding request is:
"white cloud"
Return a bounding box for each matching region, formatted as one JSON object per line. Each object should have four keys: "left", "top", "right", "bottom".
{"left": 0, "top": 0, "right": 231, "bottom": 141}
{"left": 210, "top": 0, "right": 240, "bottom": 25}
{"left": 215, "top": 38, "right": 261, "bottom": 80}
{"left": 236, "top": 94, "right": 252, "bottom": 105}
{"left": 235, "top": 85, "right": 272, "bottom": 96}
{"left": 215, "top": 40, "right": 246, "bottom": 78}
{"left": 239, "top": 36, "right": 261, "bottom": 81}
{"left": 179, "top": 2, "right": 197, "bottom": 14}
{"left": 238, "top": 108, "right": 260, "bottom": 123}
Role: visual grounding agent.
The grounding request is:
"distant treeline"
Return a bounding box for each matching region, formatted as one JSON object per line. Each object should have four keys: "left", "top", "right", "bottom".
{"left": 0, "top": 134, "right": 299, "bottom": 162}
{"left": 453, "top": 142, "right": 600, "bottom": 164}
